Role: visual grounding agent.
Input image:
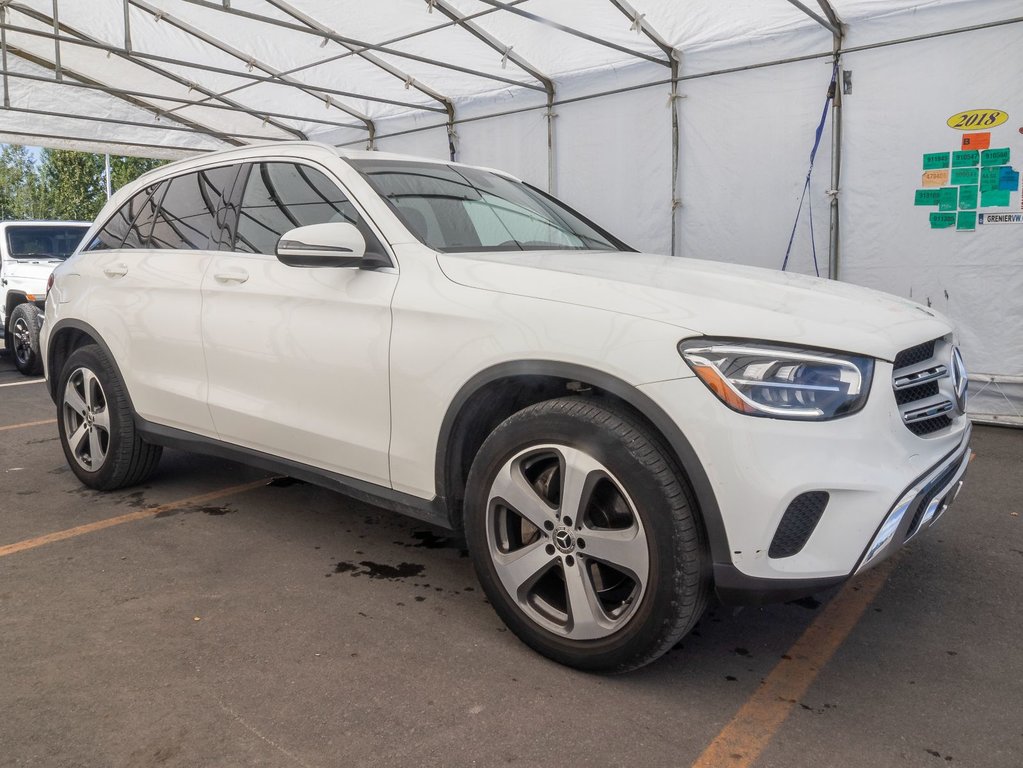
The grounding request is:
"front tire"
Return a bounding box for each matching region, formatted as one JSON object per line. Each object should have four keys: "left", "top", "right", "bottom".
{"left": 9, "top": 303, "right": 43, "bottom": 375}
{"left": 464, "top": 397, "right": 709, "bottom": 672}
{"left": 57, "top": 344, "right": 162, "bottom": 490}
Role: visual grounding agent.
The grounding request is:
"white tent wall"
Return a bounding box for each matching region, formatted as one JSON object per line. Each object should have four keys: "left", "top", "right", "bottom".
{"left": 676, "top": 56, "right": 837, "bottom": 276}
{"left": 839, "top": 15, "right": 1023, "bottom": 423}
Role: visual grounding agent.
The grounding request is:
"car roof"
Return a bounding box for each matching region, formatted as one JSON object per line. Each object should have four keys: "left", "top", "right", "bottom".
{"left": 0, "top": 220, "right": 91, "bottom": 228}
{"left": 132, "top": 141, "right": 521, "bottom": 186}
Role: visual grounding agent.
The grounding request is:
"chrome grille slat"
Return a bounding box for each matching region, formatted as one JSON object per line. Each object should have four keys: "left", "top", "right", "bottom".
{"left": 892, "top": 337, "right": 958, "bottom": 437}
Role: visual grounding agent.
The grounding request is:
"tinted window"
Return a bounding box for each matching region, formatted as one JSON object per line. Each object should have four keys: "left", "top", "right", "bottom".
{"left": 122, "top": 183, "right": 164, "bottom": 249}
{"left": 86, "top": 186, "right": 157, "bottom": 251}
{"left": 7, "top": 225, "right": 89, "bottom": 260}
{"left": 352, "top": 159, "right": 628, "bottom": 254}
{"left": 149, "top": 166, "right": 235, "bottom": 250}
{"left": 234, "top": 163, "right": 367, "bottom": 256}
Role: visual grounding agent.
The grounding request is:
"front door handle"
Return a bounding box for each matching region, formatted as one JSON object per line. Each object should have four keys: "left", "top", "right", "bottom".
{"left": 214, "top": 270, "right": 249, "bottom": 284}
{"left": 103, "top": 263, "right": 128, "bottom": 278}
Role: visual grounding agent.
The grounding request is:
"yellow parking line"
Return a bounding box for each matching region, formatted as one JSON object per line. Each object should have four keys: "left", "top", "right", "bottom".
{"left": 0, "top": 418, "right": 57, "bottom": 432}
{"left": 691, "top": 559, "right": 896, "bottom": 768}
{"left": 0, "top": 479, "right": 268, "bottom": 559}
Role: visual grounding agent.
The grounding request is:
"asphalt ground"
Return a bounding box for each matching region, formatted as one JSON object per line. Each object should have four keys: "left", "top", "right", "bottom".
{"left": 1, "top": 350, "right": 1021, "bottom": 768}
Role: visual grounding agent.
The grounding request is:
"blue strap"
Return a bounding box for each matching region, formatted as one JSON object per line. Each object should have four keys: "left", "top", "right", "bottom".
{"left": 782, "top": 62, "right": 839, "bottom": 276}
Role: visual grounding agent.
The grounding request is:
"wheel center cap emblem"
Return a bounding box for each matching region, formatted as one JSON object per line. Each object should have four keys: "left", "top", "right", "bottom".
{"left": 553, "top": 528, "right": 575, "bottom": 553}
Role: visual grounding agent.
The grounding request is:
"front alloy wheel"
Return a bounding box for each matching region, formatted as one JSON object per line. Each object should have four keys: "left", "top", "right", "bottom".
{"left": 465, "top": 397, "right": 709, "bottom": 672}
{"left": 487, "top": 444, "right": 649, "bottom": 641}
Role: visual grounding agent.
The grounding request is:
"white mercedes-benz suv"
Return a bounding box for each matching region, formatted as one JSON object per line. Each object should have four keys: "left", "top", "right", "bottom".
{"left": 41, "top": 142, "right": 972, "bottom": 671}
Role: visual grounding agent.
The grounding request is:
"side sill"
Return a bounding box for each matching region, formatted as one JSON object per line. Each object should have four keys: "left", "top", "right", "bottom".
{"left": 136, "top": 419, "right": 452, "bottom": 530}
{"left": 712, "top": 563, "right": 846, "bottom": 606}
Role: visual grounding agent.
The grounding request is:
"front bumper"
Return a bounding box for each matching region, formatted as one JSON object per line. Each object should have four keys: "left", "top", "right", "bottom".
{"left": 637, "top": 372, "right": 972, "bottom": 603}
{"left": 855, "top": 423, "right": 972, "bottom": 574}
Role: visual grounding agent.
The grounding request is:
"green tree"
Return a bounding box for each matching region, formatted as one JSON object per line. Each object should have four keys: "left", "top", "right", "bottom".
{"left": 0, "top": 145, "right": 44, "bottom": 219}
{"left": 109, "top": 155, "right": 165, "bottom": 192}
{"left": 34, "top": 148, "right": 166, "bottom": 220}
{"left": 37, "top": 149, "right": 107, "bottom": 220}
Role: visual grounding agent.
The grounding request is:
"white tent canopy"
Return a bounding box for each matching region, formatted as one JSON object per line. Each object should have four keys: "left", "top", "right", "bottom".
{"left": 1, "top": 0, "right": 1021, "bottom": 421}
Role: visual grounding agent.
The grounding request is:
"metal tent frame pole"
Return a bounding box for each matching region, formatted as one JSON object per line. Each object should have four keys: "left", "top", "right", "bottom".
{"left": 263, "top": 0, "right": 457, "bottom": 154}
{"left": 127, "top": 0, "right": 376, "bottom": 141}
{"left": 426, "top": 0, "right": 557, "bottom": 188}
{"left": 180, "top": 0, "right": 545, "bottom": 94}
{"left": 5, "top": 1, "right": 307, "bottom": 140}
{"left": 817, "top": 0, "right": 844, "bottom": 281}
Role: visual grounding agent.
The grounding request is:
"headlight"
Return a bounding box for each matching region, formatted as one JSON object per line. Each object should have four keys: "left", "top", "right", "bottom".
{"left": 678, "top": 339, "right": 874, "bottom": 420}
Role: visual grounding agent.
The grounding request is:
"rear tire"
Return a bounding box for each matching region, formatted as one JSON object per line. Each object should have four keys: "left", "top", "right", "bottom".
{"left": 10, "top": 303, "right": 43, "bottom": 375}
{"left": 464, "top": 397, "right": 709, "bottom": 672}
{"left": 56, "top": 344, "right": 162, "bottom": 490}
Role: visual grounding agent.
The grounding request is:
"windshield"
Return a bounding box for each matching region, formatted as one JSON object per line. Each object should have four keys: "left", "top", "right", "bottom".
{"left": 351, "top": 159, "right": 631, "bottom": 254}
{"left": 6, "top": 225, "right": 90, "bottom": 260}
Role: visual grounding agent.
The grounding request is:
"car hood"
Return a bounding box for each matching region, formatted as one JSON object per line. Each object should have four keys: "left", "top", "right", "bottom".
{"left": 437, "top": 250, "right": 952, "bottom": 362}
{"left": 3, "top": 258, "right": 61, "bottom": 290}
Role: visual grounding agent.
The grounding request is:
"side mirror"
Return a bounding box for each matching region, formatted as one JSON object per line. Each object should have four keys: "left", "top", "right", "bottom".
{"left": 276, "top": 222, "right": 367, "bottom": 268}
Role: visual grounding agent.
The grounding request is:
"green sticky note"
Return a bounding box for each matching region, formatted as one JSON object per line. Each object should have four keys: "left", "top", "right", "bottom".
{"left": 923, "top": 152, "right": 950, "bottom": 170}
{"left": 915, "top": 189, "right": 942, "bottom": 205}
{"left": 950, "top": 167, "right": 979, "bottom": 185}
{"left": 980, "top": 166, "right": 1002, "bottom": 191}
{"left": 958, "top": 184, "right": 978, "bottom": 210}
{"left": 981, "top": 189, "right": 1011, "bottom": 207}
{"left": 953, "top": 150, "right": 980, "bottom": 167}
{"left": 938, "top": 187, "right": 958, "bottom": 211}
{"left": 930, "top": 212, "right": 956, "bottom": 229}
{"left": 981, "top": 147, "right": 1010, "bottom": 166}
{"left": 956, "top": 211, "right": 976, "bottom": 231}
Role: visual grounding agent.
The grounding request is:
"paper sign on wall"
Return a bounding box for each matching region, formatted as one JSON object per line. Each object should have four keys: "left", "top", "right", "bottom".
{"left": 915, "top": 108, "right": 1018, "bottom": 233}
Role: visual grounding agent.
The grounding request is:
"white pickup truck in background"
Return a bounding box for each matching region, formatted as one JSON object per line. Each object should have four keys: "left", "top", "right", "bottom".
{"left": 1, "top": 221, "right": 90, "bottom": 375}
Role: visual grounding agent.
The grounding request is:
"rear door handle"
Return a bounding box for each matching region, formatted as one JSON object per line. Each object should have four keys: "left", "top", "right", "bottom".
{"left": 214, "top": 270, "right": 249, "bottom": 284}
{"left": 103, "top": 263, "right": 128, "bottom": 278}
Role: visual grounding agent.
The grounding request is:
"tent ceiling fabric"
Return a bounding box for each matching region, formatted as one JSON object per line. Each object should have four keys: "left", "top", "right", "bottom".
{"left": 0, "top": 0, "right": 1007, "bottom": 153}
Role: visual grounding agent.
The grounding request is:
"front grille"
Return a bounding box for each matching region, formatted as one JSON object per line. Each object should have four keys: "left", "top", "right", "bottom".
{"left": 895, "top": 380, "right": 939, "bottom": 405}
{"left": 894, "top": 340, "right": 936, "bottom": 370}
{"left": 769, "top": 491, "right": 829, "bottom": 559}
{"left": 907, "top": 414, "right": 953, "bottom": 436}
{"left": 892, "top": 337, "right": 955, "bottom": 437}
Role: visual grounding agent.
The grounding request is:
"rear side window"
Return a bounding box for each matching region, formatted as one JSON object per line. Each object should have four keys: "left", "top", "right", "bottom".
{"left": 85, "top": 185, "right": 158, "bottom": 251}
{"left": 233, "top": 163, "right": 374, "bottom": 256}
{"left": 122, "top": 183, "right": 164, "bottom": 249}
{"left": 149, "top": 166, "right": 236, "bottom": 250}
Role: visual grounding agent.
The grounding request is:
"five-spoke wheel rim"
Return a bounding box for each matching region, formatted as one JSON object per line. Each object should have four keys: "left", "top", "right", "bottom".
{"left": 486, "top": 444, "right": 649, "bottom": 641}
{"left": 12, "top": 315, "right": 32, "bottom": 366}
{"left": 62, "top": 367, "right": 110, "bottom": 471}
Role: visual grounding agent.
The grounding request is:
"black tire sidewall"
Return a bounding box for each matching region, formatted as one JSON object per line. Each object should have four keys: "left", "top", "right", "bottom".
{"left": 10, "top": 304, "right": 42, "bottom": 375}
{"left": 464, "top": 399, "right": 702, "bottom": 671}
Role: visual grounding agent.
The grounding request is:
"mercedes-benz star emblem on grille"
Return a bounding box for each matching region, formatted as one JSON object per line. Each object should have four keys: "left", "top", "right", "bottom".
{"left": 951, "top": 346, "right": 968, "bottom": 415}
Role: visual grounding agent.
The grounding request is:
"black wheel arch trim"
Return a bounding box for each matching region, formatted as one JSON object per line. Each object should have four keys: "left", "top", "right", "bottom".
{"left": 45, "top": 318, "right": 131, "bottom": 406}
{"left": 435, "top": 360, "right": 733, "bottom": 569}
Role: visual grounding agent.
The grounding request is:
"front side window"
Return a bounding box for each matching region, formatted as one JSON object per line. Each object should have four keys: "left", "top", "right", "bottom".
{"left": 8, "top": 224, "right": 90, "bottom": 259}
{"left": 122, "top": 183, "right": 164, "bottom": 249}
{"left": 350, "top": 159, "right": 629, "bottom": 254}
{"left": 149, "top": 166, "right": 236, "bottom": 250}
{"left": 233, "top": 162, "right": 379, "bottom": 256}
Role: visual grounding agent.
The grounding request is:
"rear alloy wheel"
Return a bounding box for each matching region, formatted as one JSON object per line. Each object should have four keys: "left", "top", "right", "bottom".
{"left": 57, "top": 344, "right": 162, "bottom": 490}
{"left": 465, "top": 397, "right": 709, "bottom": 672}
{"left": 9, "top": 303, "right": 43, "bottom": 375}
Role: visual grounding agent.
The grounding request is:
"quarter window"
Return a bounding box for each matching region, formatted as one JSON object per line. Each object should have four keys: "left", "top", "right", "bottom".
{"left": 234, "top": 163, "right": 369, "bottom": 256}
{"left": 85, "top": 185, "right": 158, "bottom": 251}
{"left": 149, "top": 166, "right": 236, "bottom": 250}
